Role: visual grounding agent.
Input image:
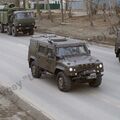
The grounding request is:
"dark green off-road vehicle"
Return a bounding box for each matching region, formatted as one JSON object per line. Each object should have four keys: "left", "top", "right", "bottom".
{"left": 28, "top": 34, "right": 104, "bottom": 92}
{"left": 115, "top": 31, "right": 120, "bottom": 62}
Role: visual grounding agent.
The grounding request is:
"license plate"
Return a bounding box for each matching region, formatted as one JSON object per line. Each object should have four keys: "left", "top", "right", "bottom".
{"left": 26, "top": 27, "right": 30, "bottom": 29}
{"left": 87, "top": 73, "right": 96, "bottom": 79}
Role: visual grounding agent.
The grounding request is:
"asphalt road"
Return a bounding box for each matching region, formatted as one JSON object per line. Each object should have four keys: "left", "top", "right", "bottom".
{"left": 0, "top": 33, "right": 120, "bottom": 120}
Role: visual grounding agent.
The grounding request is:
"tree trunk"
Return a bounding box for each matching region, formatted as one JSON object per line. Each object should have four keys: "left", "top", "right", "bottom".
{"left": 86, "top": 0, "right": 94, "bottom": 26}
{"left": 89, "top": 0, "right": 94, "bottom": 26}
{"left": 60, "top": 0, "right": 64, "bottom": 22}
{"left": 23, "top": 0, "right": 26, "bottom": 9}
{"left": 65, "top": 0, "right": 68, "bottom": 11}
{"left": 36, "top": 0, "right": 42, "bottom": 20}
{"left": 46, "top": 0, "right": 53, "bottom": 22}
{"left": 14, "top": 0, "right": 20, "bottom": 7}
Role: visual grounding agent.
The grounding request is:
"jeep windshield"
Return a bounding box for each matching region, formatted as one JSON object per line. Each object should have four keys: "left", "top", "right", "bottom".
{"left": 57, "top": 45, "right": 88, "bottom": 58}
{"left": 15, "top": 12, "right": 33, "bottom": 19}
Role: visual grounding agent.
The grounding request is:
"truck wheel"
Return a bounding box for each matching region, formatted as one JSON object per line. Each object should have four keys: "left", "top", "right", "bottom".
{"left": 12, "top": 26, "right": 17, "bottom": 36}
{"left": 29, "top": 29, "right": 34, "bottom": 35}
{"left": 56, "top": 72, "right": 72, "bottom": 92}
{"left": 31, "top": 61, "right": 41, "bottom": 78}
{"left": 89, "top": 74, "right": 102, "bottom": 87}
{"left": 7, "top": 26, "right": 12, "bottom": 35}
{"left": 0, "top": 24, "right": 4, "bottom": 33}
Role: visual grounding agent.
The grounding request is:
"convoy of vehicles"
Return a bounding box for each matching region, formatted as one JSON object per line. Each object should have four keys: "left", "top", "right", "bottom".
{"left": 0, "top": 3, "right": 35, "bottom": 36}
{"left": 0, "top": 3, "right": 106, "bottom": 92}
{"left": 28, "top": 34, "right": 104, "bottom": 92}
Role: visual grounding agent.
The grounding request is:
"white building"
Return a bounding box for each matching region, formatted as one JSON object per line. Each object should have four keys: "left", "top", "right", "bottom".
{"left": 30, "top": 0, "right": 85, "bottom": 9}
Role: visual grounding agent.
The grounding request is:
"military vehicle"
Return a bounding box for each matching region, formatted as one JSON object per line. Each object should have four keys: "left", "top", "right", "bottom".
{"left": 28, "top": 34, "right": 104, "bottom": 92}
{"left": 115, "top": 31, "right": 120, "bottom": 62}
{"left": 0, "top": 3, "right": 35, "bottom": 36}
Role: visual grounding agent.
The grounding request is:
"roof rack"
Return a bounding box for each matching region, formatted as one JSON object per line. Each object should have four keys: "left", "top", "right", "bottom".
{"left": 47, "top": 37, "right": 67, "bottom": 44}
{"left": 50, "top": 38, "right": 67, "bottom": 42}
{"left": 32, "top": 34, "right": 56, "bottom": 38}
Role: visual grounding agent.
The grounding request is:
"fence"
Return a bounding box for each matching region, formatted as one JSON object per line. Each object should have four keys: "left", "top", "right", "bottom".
{"left": 34, "top": 3, "right": 60, "bottom": 10}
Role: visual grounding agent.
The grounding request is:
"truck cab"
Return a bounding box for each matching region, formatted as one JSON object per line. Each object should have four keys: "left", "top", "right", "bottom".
{"left": 8, "top": 11, "right": 35, "bottom": 36}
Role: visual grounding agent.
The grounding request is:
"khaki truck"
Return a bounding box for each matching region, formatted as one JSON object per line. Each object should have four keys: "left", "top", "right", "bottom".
{"left": 0, "top": 3, "right": 35, "bottom": 36}
{"left": 28, "top": 34, "right": 104, "bottom": 92}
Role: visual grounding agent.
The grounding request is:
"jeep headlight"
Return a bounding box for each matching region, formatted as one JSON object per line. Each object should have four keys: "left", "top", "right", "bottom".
{"left": 99, "top": 64, "right": 103, "bottom": 68}
{"left": 69, "top": 68, "right": 73, "bottom": 72}
{"left": 32, "top": 22, "right": 35, "bottom": 25}
{"left": 19, "top": 24, "right": 22, "bottom": 26}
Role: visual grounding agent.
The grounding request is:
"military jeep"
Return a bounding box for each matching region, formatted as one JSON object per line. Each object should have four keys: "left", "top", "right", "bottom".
{"left": 28, "top": 34, "right": 104, "bottom": 92}
{"left": 115, "top": 31, "right": 120, "bottom": 62}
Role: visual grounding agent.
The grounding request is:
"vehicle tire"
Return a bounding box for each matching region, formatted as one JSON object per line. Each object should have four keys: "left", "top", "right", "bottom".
{"left": 56, "top": 72, "right": 72, "bottom": 92}
{"left": 118, "top": 53, "right": 120, "bottom": 63}
{"left": 0, "top": 24, "right": 4, "bottom": 33}
{"left": 89, "top": 74, "right": 102, "bottom": 87}
{"left": 7, "top": 25, "right": 12, "bottom": 35}
{"left": 31, "top": 61, "right": 41, "bottom": 78}
{"left": 29, "top": 29, "right": 34, "bottom": 35}
{"left": 12, "top": 26, "right": 17, "bottom": 36}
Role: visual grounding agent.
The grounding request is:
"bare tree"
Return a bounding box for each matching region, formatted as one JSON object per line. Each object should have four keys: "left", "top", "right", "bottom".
{"left": 102, "top": 3, "right": 107, "bottom": 22}
{"left": 36, "top": 0, "right": 42, "bottom": 20}
{"left": 85, "top": 0, "right": 100, "bottom": 26}
{"left": 60, "top": 0, "right": 64, "bottom": 22}
{"left": 46, "top": 0, "right": 53, "bottom": 22}
{"left": 65, "top": 0, "right": 68, "bottom": 11}
{"left": 23, "top": 0, "right": 26, "bottom": 9}
{"left": 86, "top": 0, "right": 94, "bottom": 26}
{"left": 14, "top": 0, "right": 20, "bottom": 7}
{"left": 68, "top": 0, "right": 73, "bottom": 18}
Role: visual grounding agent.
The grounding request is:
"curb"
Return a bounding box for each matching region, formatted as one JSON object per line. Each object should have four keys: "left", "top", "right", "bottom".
{"left": 0, "top": 85, "right": 53, "bottom": 120}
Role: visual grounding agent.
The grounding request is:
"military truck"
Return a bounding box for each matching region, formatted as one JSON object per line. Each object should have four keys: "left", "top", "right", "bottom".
{"left": 0, "top": 3, "right": 35, "bottom": 36}
{"left": 28, "top": 34, "right": 104, "bottom": 92}
{"left": 115, "top": 31, "right": 120, "bottom": 62}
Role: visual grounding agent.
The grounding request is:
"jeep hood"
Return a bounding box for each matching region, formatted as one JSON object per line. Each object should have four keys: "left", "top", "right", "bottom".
{"left": 60, "top": 55, "right": 101, "bottom": 67}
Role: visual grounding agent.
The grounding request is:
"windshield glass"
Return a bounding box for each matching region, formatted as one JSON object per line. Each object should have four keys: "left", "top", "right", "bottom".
{"left": 57, "top": 45, "right": 88, "bottom": 57}
{"left": 15, "top": 12, "right": 33, "bottom": 19}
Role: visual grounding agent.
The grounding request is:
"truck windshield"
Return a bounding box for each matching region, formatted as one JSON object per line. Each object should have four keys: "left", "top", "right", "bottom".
{"left": 0, "top": 5, "right": 5, "bottom": 10}
{"left": 57, "top": 45, "right": 88, "bottom": 57}
{"left": 15, "top": 12, "right": 33, "bottom": 19}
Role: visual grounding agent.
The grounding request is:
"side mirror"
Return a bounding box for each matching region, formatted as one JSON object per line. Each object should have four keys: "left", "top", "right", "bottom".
{"left": 88, "top": 50, "right": 91, "bottom": 54}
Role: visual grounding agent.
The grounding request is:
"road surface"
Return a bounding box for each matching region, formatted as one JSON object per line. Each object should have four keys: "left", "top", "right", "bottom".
{"left": 0, "top": 33, "right": 120, "bottom": 120}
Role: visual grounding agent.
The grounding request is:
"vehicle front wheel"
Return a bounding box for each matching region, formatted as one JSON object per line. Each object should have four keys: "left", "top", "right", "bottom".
{"left": 118, "top": 53, "right": 120, "bottom": 63}
{"left": 7, "top": 26, "right": 12, "bottom": 35}
{"left": 56, "top": 72, "right": 72, "bottom": 92}
{"left": 89, "top": 74, "right": 102, "bottom": 87}
{"left": 31, "top": 61, "right": 41, "bottom": 78}
{"left": 0, "top": 24, "right": 4, "bottom": 33}
{"left": 12, "top": 26, "right": 17, "bottom": 36}
{"left": 29, "top": 29, "right": 34, "bottom": 35}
